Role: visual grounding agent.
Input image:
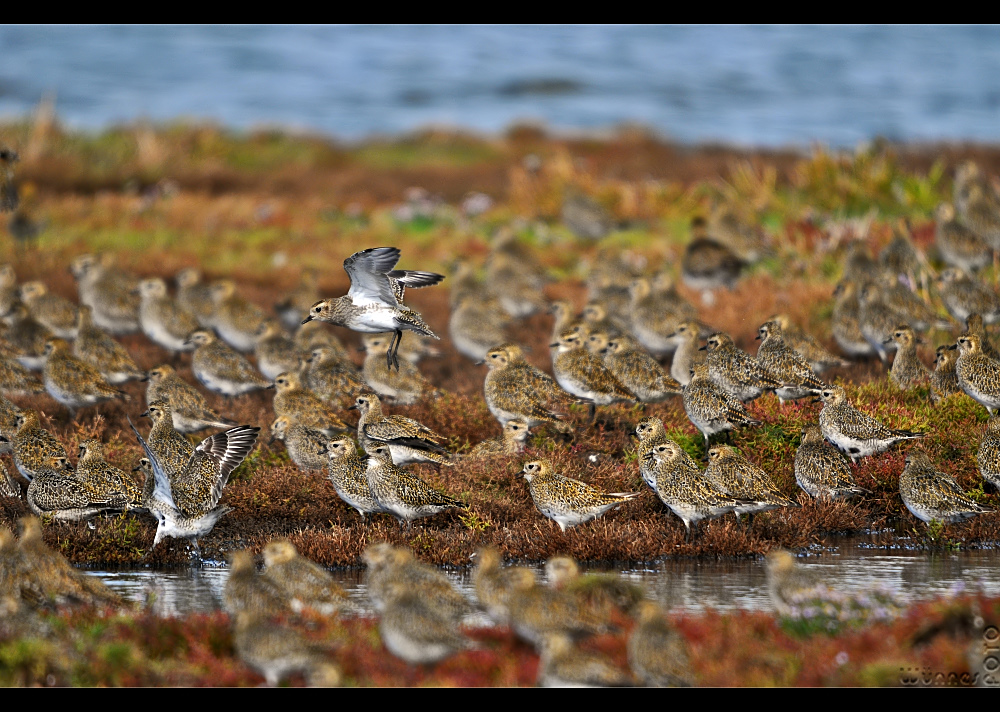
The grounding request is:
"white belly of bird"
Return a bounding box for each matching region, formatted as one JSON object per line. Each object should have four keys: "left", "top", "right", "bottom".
{"left": 194, "top": 365, "right": 259, "bottom": 397}
{"left": 142, "top": 317, "right": 189, "bottom": 353}
{"left": 381, "top": 628, "right": 453, "bottom": 665}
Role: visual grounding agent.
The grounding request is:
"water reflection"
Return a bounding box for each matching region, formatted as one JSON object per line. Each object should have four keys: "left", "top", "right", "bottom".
{"left": 90, "top": 542, "right": 1000, "bottom": 619}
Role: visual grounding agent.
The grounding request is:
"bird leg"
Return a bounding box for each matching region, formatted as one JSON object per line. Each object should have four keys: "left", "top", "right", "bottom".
{"left": 587, "top": 402, "right": 596, "bottom": 424}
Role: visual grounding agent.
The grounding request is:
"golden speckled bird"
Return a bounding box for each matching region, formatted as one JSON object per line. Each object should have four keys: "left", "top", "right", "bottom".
{"left": 931, "top": 344, "right": 962, "bottom": 404}
{"left": 274, "top": 268, "right": 321, "bottom": 331}
{"left": 964, "top": 313, "right": 1000, "bottom": 361}
{"left": 294, "top": 319, "right": 352, "bottom": 359}
{"left": 472, "top": 546, "right": 538, "bottom": 626}
{"left": 830, "top": 280, "right": 876, "bottom": 360}
{"left": 628, "top": 275, "right": 698, "bottom": 358}
{"left": 521, "top": 459, "right": 640, "bottom": 532}
{"left": 938, "top": 268, "right": 1000, "bottom": 325}
{"left": 301, "top": 247, "right": 443, "bottom": 371}
{"left": 977, "top": 417, "right": 1000, "bottom": 492}
{"left": 351, "top": 393, "right": 451, "bottom": 466}
{"left": 766, "top": 313, "right": 848, "bottom": 374}
{"left": 956, "top": 333, "right": 1000, "bottom": 414}
{"left": 900, "top": 450, "right": 992, "bottom": 525}
{"left": 187, "top": 329, "right": 273, "bottom": 397}
{"left": 935, "top": 202, "right": 993, "bottom": 274}
{"left": 704, "top": 445, "right": 799, "bottom": 517}
{"left": 551, "top": 329, "right": 637, "bottom": 422}
{"left": 754, "top": 320, "right": 826, "bottom": 404}
{"left": 379, "top": 591, "right": 473, "bottom": 665}
{"left": 261, "top": 538, "right": 352, "bottom": 616}
{"left": 362, "top": 543, "right": 472, "bottom": 621}
{"left": 641, "top": 440, "right": 746, "bottom": 538}
{"left": 0, "top": 351, "right": 45, "bottom": 396}
{"left": 364, "top": 445, "right": 464, "bottom": 529}
{"left": 544, "top": 555, "right": 645, "bottom": 620}
{"left": 301, "top": 345, "right": 367, "bottom": 409}
{"left": 667, "top": 319, "right": 707, "bottom": 387}
{"left": 793, "top": 424, "right": 868, "bottom": 500}
{"left": 817, "top": 385, "right": 926, "bottom": 462}
{"left": 43, "top": 336, "right": 125, "bottom": 415}
{"left": 0, "top": 263, "right": 18, "bottom": 316}
{"left": 137, "top": 277, "right": 200, "bottom": 355}
{"left": 325, "top": 437, "right": 382, "bottom": 517}
{"left": 2, "top": 301, "right": 53, "bottom": 371}
{"left": 144, "top": 364, "right": 236, "bottom": 433}
{"left": 8, "top": 516, "right": 122, "bottom": 610}
{"left": 681, "top": 217, "right": 745, "bottom": 305}
{"left": 628, "top": 601, "right": 694, "bottom": 687}
{"left": 704, "top": 331, "right": 780, "bottom": 403}
{"left": 633, "top": 416, "right": 669, "bottom": 489}
{"left": 482, "top": 343, "right": 574, "bottom": 434}
{"left": 537, "top": 632, "right": 632, "bottom": 687}
{"left": 272, "top": 371, "right": 348, "bottom": 435}
{"left": 0, "top": 460, "right": 18, "bottom": 498}
{"left": 682, "top": 363, "right": 761, "bottom": 452}
{"left": 361, "top": 332, "right": 438, "bottom": 405}
{"left": 209, "top": 279, "right": 269, "bottom": 353}
{"left": 174, "top": 268, "right": 217, "bottom": 328}
{"left": 76, "top": 439, "right": 143, "bottom": 510}
{"left": 27, "top": 453, "right": 127, "bottom": 521}
{"left": 69, "top": 254, "right": 140, "bottom": 336}
{"left": 465, "top": 419, "right": 530, "bottom": 459}
{"left": 268, "top": 416, "right": 328, "bottom": 473}
{"left": 72, "top": 307, "right": 144, "bottom": 385}
{"left": 222, "top": 549, "right": 290, "bottom": 618}
{"left": 0, "top": 394, "right": 21, "bottom": 451}
{"left": 589, "top": 331, "right": 682, "bottom": 403}
{"left": 886, "top": 324, "right": 930, "bottom": 389}
{"left": 254, "top": 320, "right": 303, "bottom": 382}
{"left": 232, "top": 610, "right": 342, "bottom": 687}
{"left": 449, "top": 292, "right": 511, "bottom": 363}
{"left": 10, "top": 410, "right": 67, "bottom": 481}
{"left": 19, "top": 281, "right": 78, "bottom": 340}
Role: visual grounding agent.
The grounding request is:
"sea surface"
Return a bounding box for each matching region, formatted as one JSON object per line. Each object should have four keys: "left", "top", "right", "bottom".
{"left": 1, "top": 25, "right": 999, "bottom": 147}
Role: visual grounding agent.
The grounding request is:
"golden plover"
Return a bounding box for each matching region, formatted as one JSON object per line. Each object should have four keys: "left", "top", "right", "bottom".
{"left": 482, "top": 343, "right": 574, "bottom": 433}
{"left": 379, "top": 591, "right": 473, "bottom": 665}
{"left": 704, "top": 445, "right": 799, "bottom": 517}
{"left": 222, "top": 549, "right": 290, "bottom": 618}
{"left": 0, "top": 351, "right": 45, "bottom": 396}
{"left": 704, "top": 331, "right": 780, "bottom": 403}
{"left": 2, "top": 302, "right": 53, "bottom": 370}
{"left": 935, "top": 202, "right": 992, "bottom": 274}
{"left": 900, "top": 450, "right": 992, "bottom": 524}
{"left": 938, "top": 268, "right": 1000, "bottom": 324}
{"left": 144, "top": 364, "right": 236, "bottom": 433}
{"left": 633, "top": 416, "right": 669, "bottom": 489}
{"left": 187, "top": 329, "right": 273, "bottom": 397}
{"left": 272, "top": 371, "right": 348, "bottom": 436}
{"left": 137, "top": 277, "right": 200, "bottom": 355}
{"left": 72, "top": 307, "right": 144, "bottom": 385}
{"left": 544, "top": 556, "right": 644, "bottom": 620}
{"left": 360, "top": 332, "right": 438, "bottom": 405}
{"left": 963, "top": 313, "right": 1000, "bottom": 361}
{"left": 465, "top": 419, "right": 530, "bottom": 459}
{"left": 42, "top": 338, "right": 127, "bottom": 415}
{"left": 351, "top": 393, "right": 451, "bottom": 466}
{"left": 794, "top": 424, "right": 868, "bottom": 500}
{"left": 472, "top": 546, "right": 538, "bottom": 626}
{"left": 27, "top": 453, "right": 127, "bottom": 521}
{"left": 641, "top": 440, "right": 746, "bottom": 538}
{"left": 294, "top": 318, "right": 352, "bottom": 359}
{"left": 886, "top": 324, "right": 930, "bottom": 389}
{"left": 767, "top": 313, "right": 848, "bottom": 374}
{"left": 274, "top": 268, "right": 321, "bottom": 331}
{"left": 364, "top": 445, "right": 464, "bottom": 529}
{"left": 254, "top": 321, "right": 303, "bottom": 382}
{"left": 521, "top": 459, "right": 640, "bottom": 532}
{"left": 628, "top": 601, "right": 695, "bottom": 687}
{"left": 830, "top": 280, "right": 876, "bottom": 360}
{"left": 301, "top": 246, "right": 444, "bottom": 370}
{"left": 10, "top": 410, "right": 68, "bottom": 481}
{"left": 817, "top": 385, "right": 926, "bottom": 462}
{"left": 209, "top": 279, "right": 269, "bottom": 353}
{"left": 0, "top": 460, "right": 18, "bottom": 498}
{"left": 0, "top": 264, "right": 18, "bottom": 316}
{"left": 562, "top": 190, "right": 613, "bottom": 240}
{"left": 537, "top": 632, "right": 632, "bottom": 687}
{"left": 302, "top": 345, "right": 366, "bottom": 409}
{"left": 19, "top": 281, "right": 78, "bottom": 340}
{"left": 977, "top": 416, "right": 1000, "bottom": 491}
{"left": 261, "top": 538, "right": 351, "bottom": 616}
{"left": 551, "top": 329, "right": 637, "bottom": 421}
{"left": 857, "top": 282, "right": 906, "bottom": 363}
{"left": 268, "top": 416, "right": 329, "bottom": 473}
{"left": 591, "top": 331, "right": 682, "bottom": 403}
{"left": 325, "top": 437, "right": 383, "bottom": 517}
{"left": 362, "top": 543, "right": 471, "bottom": 621}
{"left": 931, "top": 344, "right": 962, "bottom": 404}
{"left": 956, "top": 333, "right": 1000, "bottom": 414}
{"left": 449, "top": 292, "right": 511, "bottom": 363}
{"left": 174, "top": 267, "right": 217, "bottom": 327}
{"left": 69, "top": 254, "right": 140, "bottom": 335}
{"left": 682, "top": 363, "right": 761, "bottom": 452}
{"left": 754, "top": 320, "right": 826, "bottom": 403}
{"left": 233, "top": 609, "right": 341, "bottom": 687}
{"left": 667, "top": 319, "right": 707, "bottom": 387}
{"left": 76, "top": 439, "right": 143, "bottom": 510}
{"left": 628, "top": 275, "right": 698, "bottom": 357}
{"left": 681, "top": 217, "right": 745, "bottom": 304}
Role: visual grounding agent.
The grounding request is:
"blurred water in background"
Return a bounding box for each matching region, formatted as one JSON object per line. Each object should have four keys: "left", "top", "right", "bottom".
{"left": 1, "top": 25, "right": 999, "bottom": 146}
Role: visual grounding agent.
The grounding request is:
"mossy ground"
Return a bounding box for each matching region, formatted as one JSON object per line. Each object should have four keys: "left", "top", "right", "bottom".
{"left": 2, "top": 122, "right": 1000, "bottom": 566}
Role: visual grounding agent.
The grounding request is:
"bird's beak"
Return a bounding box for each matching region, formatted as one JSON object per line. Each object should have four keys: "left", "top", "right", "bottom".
{"left": 882, "top": 336, "right": 892, "bottom": 344}
{"left": 140, "top": 410, "right": 150, "bottom": 418}
{"left": 549, "top": 343, "right": 559, "bottom": 348}
{"left": 347, "top": 404, "right": 358, "bottom": 411}
{"left": 698, "top": 345, "right": 707, "bottom": 351}
{"left": 140, "top": 373, "right": 150, "bottom": 382}
{"left": 301, "top": 315, "right": 314, "bottom": 324}
{"left": 474, "top": 359, "right": 485, "bottom": 365}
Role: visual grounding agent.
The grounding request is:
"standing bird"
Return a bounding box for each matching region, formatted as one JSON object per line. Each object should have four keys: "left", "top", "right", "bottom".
{"left": 682, "top": 363, "right": 761, "bottom": 452}
{"left": 703, "top": 445, "right": 799, "bottom": 517}
{"left": 27, "top": 453, "right": 126, "bottom": 521}
{"left": 10, "top": 410, "right": 67, "bottom": 481}
{"left": 137, "top": 277, "right": 200, "bottom": 355}
{"left": 930, "top": 344, "right": 962, "bottom": 404}
{"left": 794, "top": 424, "right": 868, "bottom": 500}
{"left": 766, "top": 314, "right": 848, "bottom": 374}
{"left": 885, "top": 324, "right": 931, "bottom": 389}
{"left": 899, "top": 450, "right": 992, "bottom": 525}
{"left": 977, "top": 416, "right": 1000, "bottom": 491}
{"left": 482, "top": 343, "right": 574, "bottom": 434}
{"left": 817, "top": 385, "right": 926, "bottom": 462}
{"left": 364, "top": 445, "right": 464, "bottom": 529}
{"left": 18, "top": 281, "right": 78, "bottom": 340}
{"left": 261, "top": 538, "right": 351, "bottom": 616}
{"left": 521, "top": 459, "right": 640, "bottom": 532}
{"left": 667, "top": 319, "right": 707, "bottom": 387}
{"left": 703, "top": 332, "right": 780, "bottom": 403}
{"left": 956, "top": 333, "right": 1000, "bottom": 414}
{"left": 268, "top": 416, "right": 329, "bottom": 473}
{"left": 590, "top": 331, "right": 682, "bottom": 403}
{"left": 325, "top": 437, "right": 383, "bottom": 517}
{"left": 472, "top": 546, "right": 538, "bottom": 626}
{"left": 42, "top": 338, "right": 127, "bottom": 416}
{"left": 551, "top": 329, "right": 637, "bottom": 422}
{"left": 73, "top": 306, "right": 145, "bottom": 385}
{"left": 360, "top": 332, "right": 438, "bottom": 405}
{"left": 754, "top": 320, "right": 826, "bottom": 404}
{"left": 351, "top": 393, "right": 451, "bottom": 466}
{"left": 301, "top": 247, "right": 444, "bottom": 370}
{"left": 186, "top": 329, "right": 273, "bottom": 397}
{"left": 143, "top": 364, "right": 236, "bottom": 433}
{"left": 628, "top": 601, "right": 695, "bottom": 687}
{"left": 272, "top": 371, "right": 348, "bottom": 435}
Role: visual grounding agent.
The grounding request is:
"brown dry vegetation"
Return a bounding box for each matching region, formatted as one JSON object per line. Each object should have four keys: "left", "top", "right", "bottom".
{"left": 2, "top": 123, "right": 1000, "bottom": 566}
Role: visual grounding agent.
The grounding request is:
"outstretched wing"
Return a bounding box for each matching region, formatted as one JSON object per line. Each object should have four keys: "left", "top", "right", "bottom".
{"left": 344, "top": 247, "right": 400, "bottom": 307}
{"left": 126, "top": 415, "right": 176, "bottom": 509}
{"left": 183, "top": 425, "right": 260, "bottom": 510}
